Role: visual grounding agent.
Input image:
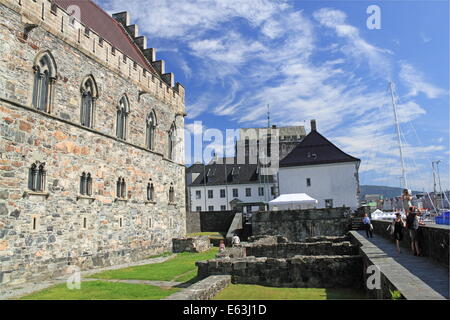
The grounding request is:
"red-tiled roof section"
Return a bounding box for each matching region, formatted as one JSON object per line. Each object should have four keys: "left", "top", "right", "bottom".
{"left": 53, "top": 0, "right": 155, "bottom": 74}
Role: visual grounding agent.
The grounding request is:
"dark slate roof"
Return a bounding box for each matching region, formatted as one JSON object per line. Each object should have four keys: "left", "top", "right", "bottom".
{"left": 186, "top": 160, "right": 274, "bottom": 186}
{"left": 53, "top": 0, "right": 156, "bottom": 74}
{"left": 279, "top": 130, "right": 360, "bottom": 167}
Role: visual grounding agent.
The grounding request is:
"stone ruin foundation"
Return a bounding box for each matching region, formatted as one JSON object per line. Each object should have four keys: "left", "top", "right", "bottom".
{"left": 172, "top": 236, "right": 211, "bottom": 253}
{"left": 196, "top": 234, "right": 363, "bottom": 289}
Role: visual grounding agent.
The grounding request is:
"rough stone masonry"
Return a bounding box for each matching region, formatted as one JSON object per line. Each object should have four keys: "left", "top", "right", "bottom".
{"left": 0, "top": 0, "right": 186, "bottom": 287}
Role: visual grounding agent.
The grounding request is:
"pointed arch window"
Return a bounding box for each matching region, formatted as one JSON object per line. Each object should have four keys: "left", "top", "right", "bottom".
{"left": 32, "top": 51, "right": 57, "bottom": 112}
{"left": 168, "top": 183, "right": 175, "bottom": 203}
{"left": 80, "top": 172, "right": 93, "bottom": 196}
{"left": 168, "top": 122, "right": 176, "bottom": 160}
{"left": 28, "top": 162, "right": 46, "bottom": 192}
{"left": 116, "top": 95, "right": 129, "bottom": 140}
{"left": 147, "top": 180, "right": 155, "bottom": 201}
{"left": 80, "top": 76, "right": 98, "bottom": 128}
{"left": 116, "top": 177, "right": 126, "bottom": 199}
{"left": 146, "top": 111, "right": 157, "bottom": 150}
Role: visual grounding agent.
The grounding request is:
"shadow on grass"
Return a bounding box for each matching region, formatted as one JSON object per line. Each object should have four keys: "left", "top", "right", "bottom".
{"left": 175, "top": 275, "right": 203, "bottom": 288}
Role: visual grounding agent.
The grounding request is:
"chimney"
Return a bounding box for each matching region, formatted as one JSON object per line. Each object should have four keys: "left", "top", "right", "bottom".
{"left": 310, "top": 119, "right": 317, "bottom": 132}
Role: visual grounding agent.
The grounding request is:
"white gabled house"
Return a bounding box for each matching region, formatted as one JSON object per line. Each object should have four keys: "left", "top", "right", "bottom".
{"left": 278, "top": 121, "right": 361, "bottom": 210}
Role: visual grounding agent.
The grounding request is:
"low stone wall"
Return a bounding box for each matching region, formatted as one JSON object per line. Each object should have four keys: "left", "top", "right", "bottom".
{"left": 350, "top": 231, "right": 445, "bottom": 300}
{"left": 304, "top": 235, "right": 351, "bottom": 243}
{"left": 196, "top": 255, "right": 363, "bottom": 288}
{"left": 247, "top": 235, "right": 288, "bottom": 245}
{"left": 163, "top": 275, "right": 231, "bottom": 300}
{"left": 371, "top": 220, "right": 449, "bottom": 267}
{"left": 252, "top": 208, "right": 350, "bottom": 242}
{"left": 244, "top": 241, "right": 359, "bottom": 258}
{"left": 172, "top": 236, "right": 211, "bottom": 253}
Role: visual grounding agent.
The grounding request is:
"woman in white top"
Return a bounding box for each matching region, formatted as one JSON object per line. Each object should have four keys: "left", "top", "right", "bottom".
{"left": 401, "top": 189, "right": 412, "bottom": 214}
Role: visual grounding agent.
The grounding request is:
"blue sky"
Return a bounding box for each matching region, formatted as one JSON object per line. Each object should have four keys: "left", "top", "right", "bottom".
{"left": 97, "top": 0, "right": 449, "bottom": 191}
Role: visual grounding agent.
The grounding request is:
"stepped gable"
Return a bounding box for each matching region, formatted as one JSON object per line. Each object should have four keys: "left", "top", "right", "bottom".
{"left": 52, "top": 0, "right": 175, "bottom": 86}
{"left": 280, "top": 129, "right": 360, "bottom": 167}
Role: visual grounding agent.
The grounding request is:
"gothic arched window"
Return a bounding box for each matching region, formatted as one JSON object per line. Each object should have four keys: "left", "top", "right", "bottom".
{"left": 80, "top": 76, "right": 98, "bottom": 128}
{"left": 32, "top": 51, "right": 57, "bottom": 112}
{"left": 116, "top": 177, "right": 126, "bottom": 199}
{"left": 147, "top": 180, "right": 154, "bottom": 201}
{"left": 168, "top": 122, "right": 176, "bottom": 160}
{"left": 116, "top": 95, "right": 129, "bottom": 140}
{"left": 80, "top": 172, "right": 93, "bottom": 196}
{"left": 28, "top": 162, "right": 46, "bottom": 192}
{"left": 146, "top": 111, "right": 157, "bottom": 150}
{"left": 168, "top": 183, "right": 175, "bottom": 203}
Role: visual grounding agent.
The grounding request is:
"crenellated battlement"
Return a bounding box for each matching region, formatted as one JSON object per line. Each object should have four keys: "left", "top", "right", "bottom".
{"left": 3, "top": 0, "right": 185, "bottom": 111}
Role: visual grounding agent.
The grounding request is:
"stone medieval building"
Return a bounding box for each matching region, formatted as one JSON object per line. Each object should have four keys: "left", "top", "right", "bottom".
{"left": 0, "top": 0, "right": 186, "bottom": 287}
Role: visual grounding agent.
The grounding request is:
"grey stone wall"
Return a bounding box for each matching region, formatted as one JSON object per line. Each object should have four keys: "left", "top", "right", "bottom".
{"left": 371, "top": 220, "right": 449, "bottom": 267}
{"left": 196, "top": 255, "right": 363, "bottom": 288}
{"left": 252, "top": 208, "right": 350, "bottom": 242}
{"left": 199, "top": 210, "right": 236, "bottom": 233}
{"left": 186, "top": 211, "right": 201, "bottom": 234}
{"left": 244, "top": 241, "right": 359, "bottom": 258}
{"left": 172, "top": 236, "right": 211, "bottom": 253}
{"left": 0, "top": 2, "right": 186, "bottom": 287}
{"left": 163, "top": 275, "right": 231, "bottom": 300}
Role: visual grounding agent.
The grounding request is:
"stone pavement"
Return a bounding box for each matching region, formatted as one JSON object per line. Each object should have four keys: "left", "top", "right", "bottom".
{"left": 356, "top": 231, "right": 449, "bottom": 299}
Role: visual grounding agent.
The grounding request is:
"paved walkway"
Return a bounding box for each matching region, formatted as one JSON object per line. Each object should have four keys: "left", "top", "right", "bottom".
{"left": 356, "top": 231, "right": 449, "bottom": 299}
{"left": 0, "top": 254, "right": 177, "bottom": 300}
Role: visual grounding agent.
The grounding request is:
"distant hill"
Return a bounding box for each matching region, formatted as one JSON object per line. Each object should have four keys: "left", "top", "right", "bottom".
{"left": 360, "top": 185, "right": 422, "bottom": 200}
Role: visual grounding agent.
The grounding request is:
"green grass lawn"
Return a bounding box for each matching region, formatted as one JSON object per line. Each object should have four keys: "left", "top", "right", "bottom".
{"left": 145, "top": 251, "right": 174, "bottom": 259}
{"left": 20, "top": 281, "right": 179, "bottom": 300}
{"left": 213, "top": 284, "right": 367, "bottom": 300}
{"left": 90, "top": 248, "right": 218, "bottom": 283}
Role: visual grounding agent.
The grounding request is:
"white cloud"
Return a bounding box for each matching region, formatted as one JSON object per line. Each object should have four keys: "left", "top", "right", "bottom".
{"left": 100, "top": 0, "right": 282, "bottom": 39}
{"left": 313, "top": 7, "right": 392, "bottom": 76}
{"left": 399, "top": 61, "right": 446, "bottom": 99}
{"left": 98, "top": 0, "right": 447, "bottom": 190}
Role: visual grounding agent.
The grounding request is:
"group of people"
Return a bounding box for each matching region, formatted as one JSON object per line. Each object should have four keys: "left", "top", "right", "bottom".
{"left": 362, "top": 189, "right": 424, "bottom": 256}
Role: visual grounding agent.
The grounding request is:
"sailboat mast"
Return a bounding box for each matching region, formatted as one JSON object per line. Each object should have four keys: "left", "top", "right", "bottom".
{"left": 389, "top": 82, "right": 408, "bottom": 189}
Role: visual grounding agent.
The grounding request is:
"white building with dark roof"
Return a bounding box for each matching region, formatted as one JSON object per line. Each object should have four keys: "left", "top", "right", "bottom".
{"left": 278, "top": 120, "right": 361, "bottom": 210}
{"left": 186, "top": 160, "right": 277, "bottom": 212}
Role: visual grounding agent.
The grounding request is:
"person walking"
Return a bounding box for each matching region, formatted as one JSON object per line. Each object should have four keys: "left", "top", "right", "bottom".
{"left": 406, "top": 207, "right": 421, "bottom": 256}
{"left": 392, "top": 212, "right": 405, "bottom": 253}
{"left": 362, "top": 213, "right": 373, "bottom": 238}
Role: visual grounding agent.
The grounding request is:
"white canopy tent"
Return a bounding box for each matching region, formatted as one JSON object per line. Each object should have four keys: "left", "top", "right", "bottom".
{"left": 269, "top": 193, "right": 318, "bottom": 211}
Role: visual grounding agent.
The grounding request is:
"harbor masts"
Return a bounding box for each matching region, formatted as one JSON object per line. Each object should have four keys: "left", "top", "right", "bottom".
{"left": 389, "top": 82, "right": 408, "bottom": 190}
